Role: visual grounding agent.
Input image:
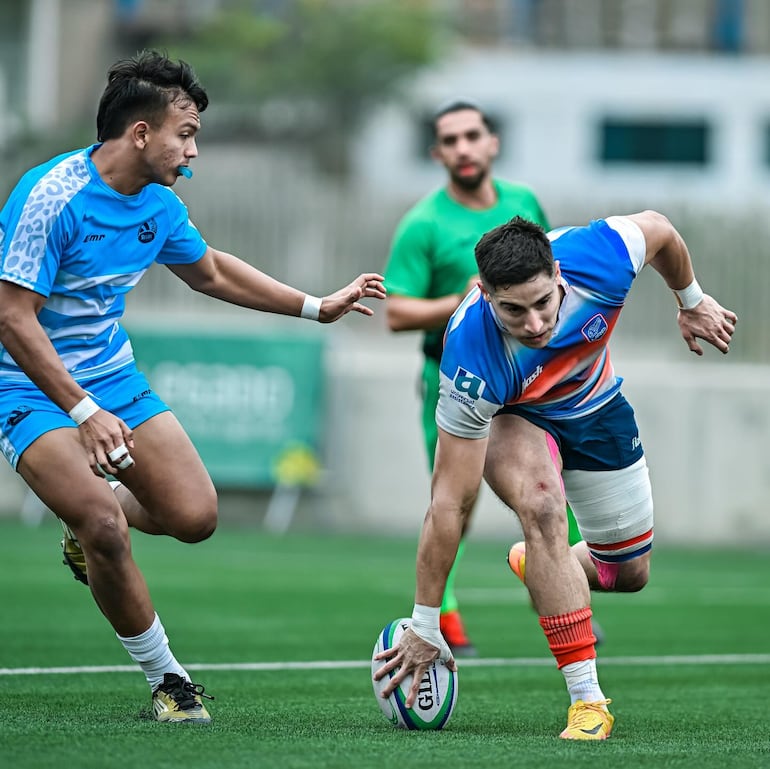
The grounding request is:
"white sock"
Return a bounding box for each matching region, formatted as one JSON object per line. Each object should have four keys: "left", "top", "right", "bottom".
{"left": 561, "top": 658, "right": 606, "bottom": 705}
{"left": 117, "top": 613, "right": 189, "bottom": 690}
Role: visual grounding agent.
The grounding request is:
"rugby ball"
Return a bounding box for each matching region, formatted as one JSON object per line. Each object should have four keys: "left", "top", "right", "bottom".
{"left": 371, "top": 617, "right": 458, "bottom": 730}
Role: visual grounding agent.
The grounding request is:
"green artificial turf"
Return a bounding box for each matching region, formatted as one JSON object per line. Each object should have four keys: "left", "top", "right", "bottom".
{"left": 0, "top": 519, "right": 768, "bottom": 769}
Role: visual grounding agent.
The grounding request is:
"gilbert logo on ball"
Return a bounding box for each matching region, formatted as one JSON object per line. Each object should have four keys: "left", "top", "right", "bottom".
{"left": 371, "top": 618, "right": 458, "bottom": 730}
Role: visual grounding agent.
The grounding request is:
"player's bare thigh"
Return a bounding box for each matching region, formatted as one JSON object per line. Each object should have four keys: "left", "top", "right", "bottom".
{"left": 484, "top": 413, "right": 566, "bottom": 536}
{"left": 18, "top": 427, "right": 124, "bottom": 533}
{"left": 116, "top": 410, "right": 218, "bottom": 542}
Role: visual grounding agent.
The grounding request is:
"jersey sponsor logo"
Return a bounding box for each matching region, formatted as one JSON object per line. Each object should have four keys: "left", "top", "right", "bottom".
{"left": 138, "top": 218, "right": 158, "bottom": 243}
{"left": 522, "top": 364, "right": 543, "bottom": 390}
{"left": 82, "top": 233, "right": 105, "bottom": 243}
{"left": 450, "top": 367, "right": 486, "bottom": 406}
{"left": 581, "top": 314, "right": 609, "bottom": 342}
{"left": 131, "top": 388, "right": 152, "bottom": 403}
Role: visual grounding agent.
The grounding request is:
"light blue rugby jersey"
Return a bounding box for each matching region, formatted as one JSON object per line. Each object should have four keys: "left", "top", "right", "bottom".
{"left": 436, "top": 217, "right": 647, "bottom": 439}
{"left": 0, "top": 144, "right": 208, "bottom": 383}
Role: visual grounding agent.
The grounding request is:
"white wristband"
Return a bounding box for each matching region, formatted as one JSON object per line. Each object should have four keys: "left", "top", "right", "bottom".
{"left": 674, "top": 278, "right": 704, "bottom": 310}
{"left": 300, "top": 294, "right": 322, "bottom": 321}
{"left": 68, "top": 396, "right": 100, "bottom": 425}
{"left": 411, "top": 603, "right": 452, "bottom": 661}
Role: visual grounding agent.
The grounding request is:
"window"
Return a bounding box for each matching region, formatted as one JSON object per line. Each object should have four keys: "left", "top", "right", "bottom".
{"left": 600, "top": 118, "right": 711, "bottom": 165}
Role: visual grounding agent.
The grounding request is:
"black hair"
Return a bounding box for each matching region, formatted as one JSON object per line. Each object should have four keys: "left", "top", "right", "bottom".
{"left": 475, "top": 216, "right": 554, "bottom": 289}
{"left": 431, "top": 98, "right": 494, "bottom": 138}
{"left": 96, "top": 50, "right": 208, "bottom": 141}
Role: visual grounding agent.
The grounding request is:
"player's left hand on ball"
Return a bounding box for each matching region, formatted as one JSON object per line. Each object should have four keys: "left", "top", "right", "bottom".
{"left": 373, "top": 627, "right": 456, "bottom": 706}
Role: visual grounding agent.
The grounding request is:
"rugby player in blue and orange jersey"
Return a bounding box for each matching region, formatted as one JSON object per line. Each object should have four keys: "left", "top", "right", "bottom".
{"left": 0, "top": 50, "right": 385, "bottom": 723}
{"left": 375, "top": 211, "right": 736, "bottom": 739}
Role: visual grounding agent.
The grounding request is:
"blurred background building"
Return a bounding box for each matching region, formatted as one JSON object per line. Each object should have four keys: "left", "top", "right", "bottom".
{"left": 1, "top": 0, "right": 768, "bottom": 544}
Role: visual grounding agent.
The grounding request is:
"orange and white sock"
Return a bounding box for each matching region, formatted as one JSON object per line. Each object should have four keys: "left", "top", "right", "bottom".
{"left": 539, "top": 607, "right": 605, "bottom": 703}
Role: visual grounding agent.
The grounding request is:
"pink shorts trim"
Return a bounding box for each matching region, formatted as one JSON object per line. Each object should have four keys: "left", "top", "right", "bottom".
{"left": 545, "top": 432, "right": 565, "bottom": 495}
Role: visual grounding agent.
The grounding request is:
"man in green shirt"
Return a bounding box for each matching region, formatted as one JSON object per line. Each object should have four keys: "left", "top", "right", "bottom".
{"left": 384, "top": 100, "right": 594, "bottom": 655}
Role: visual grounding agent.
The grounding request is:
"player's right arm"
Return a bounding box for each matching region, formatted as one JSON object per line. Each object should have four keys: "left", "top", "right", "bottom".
{"left": 416, "top": 427, "right": 487, "bottom": 606}
{"left": 0, "top": 281, "right": 133, "bottom": 474}
{"left": 374, "top": 427, "right": 485, "bottom": 705}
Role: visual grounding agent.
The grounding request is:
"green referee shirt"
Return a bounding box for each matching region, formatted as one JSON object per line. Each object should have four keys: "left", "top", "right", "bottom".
{"left": 384, "top": 179, "right": 549, "bottom": 361}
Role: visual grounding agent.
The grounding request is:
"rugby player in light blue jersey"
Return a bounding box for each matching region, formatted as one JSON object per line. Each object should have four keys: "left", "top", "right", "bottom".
{"left": 0, "top": 50, "right": 385, "bottom": 724}
{"left": 374, "top": 212, "right": 736, "bottom": 740}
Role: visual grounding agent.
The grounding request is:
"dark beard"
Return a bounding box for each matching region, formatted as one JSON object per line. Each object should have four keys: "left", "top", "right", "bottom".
{"left": 449, "top": 169, "right": 484, "bottom": 190}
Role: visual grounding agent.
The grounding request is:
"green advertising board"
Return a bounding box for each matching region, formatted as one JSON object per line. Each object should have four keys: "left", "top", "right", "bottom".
{"left": 127, "top": 326, "right": 324, "bottom": 488}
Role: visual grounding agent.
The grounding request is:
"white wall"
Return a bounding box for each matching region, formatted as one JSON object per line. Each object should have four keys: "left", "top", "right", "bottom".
{"left": 353, "top": 49, "right": 770, "bottom": 213}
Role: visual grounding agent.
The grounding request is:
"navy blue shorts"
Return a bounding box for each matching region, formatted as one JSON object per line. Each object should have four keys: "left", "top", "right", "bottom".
{"left": 495, "top": 392, "right": 644, "bottom": 471}
{"left": 0, "top": 363, "right": 170, "bottom": 470}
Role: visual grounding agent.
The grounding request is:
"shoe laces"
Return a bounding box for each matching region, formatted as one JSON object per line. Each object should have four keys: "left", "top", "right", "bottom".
{"left": 569, "top": 698, "right": 612, "bottom": 727}
{"left": 157, "top": 674, "right": 214, "bottom": 710}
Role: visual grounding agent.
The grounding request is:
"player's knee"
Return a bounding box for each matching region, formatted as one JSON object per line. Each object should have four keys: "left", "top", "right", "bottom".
{"left": 169, "top": 503, "right": 218, "bottom": 543}
{"left": 80, "top": 510, "right": 131, "bottom": 561}
{"left": 615, "top": 561, "right": 650, "bottom": 592}
{"left": 516, "top": 490, "right": 568, "bottom": 543}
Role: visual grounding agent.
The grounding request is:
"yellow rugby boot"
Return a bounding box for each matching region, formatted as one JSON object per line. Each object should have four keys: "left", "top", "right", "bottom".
{"left": 152, "top": 673, "right": 213, "bottom": 724}
{"left": 560, "top": 699, "right": 614, "bottom": 740}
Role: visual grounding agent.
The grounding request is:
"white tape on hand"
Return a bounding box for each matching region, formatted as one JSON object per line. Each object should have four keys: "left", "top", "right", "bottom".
{"left": 108, "top": 445, "right": 128, "bottom": 463}
{"left": 116, "top": 454, "right": 134, "bottom": 470}
{"left": 108, "top": 445, "right": 134, "bottom": 471}
{"left": 411, "top": 604, "right": 453, "bottom": 662}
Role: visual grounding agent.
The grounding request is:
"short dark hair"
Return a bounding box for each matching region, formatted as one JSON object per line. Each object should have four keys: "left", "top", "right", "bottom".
{"left": 475, "top": 216, "right": 554, "bottom": 289}
{"left": 431, "top": 98, "right": 494, "bottom": 138}
{"left": 96, "top": 50, "right": 209, "bottom": 141}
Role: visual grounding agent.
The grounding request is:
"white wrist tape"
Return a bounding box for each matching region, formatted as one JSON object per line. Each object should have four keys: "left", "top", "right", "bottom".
{"left": 300, "top": 294, "right": 322, "bottom": 321}
{"left": 68, "top": 396, "right": 100, "bottom": 425}
{"left": 674, "top": 278, "right": 704, "bottom": 310}
{"left": 411, "top": 604, "right": 453, "bottom": 662}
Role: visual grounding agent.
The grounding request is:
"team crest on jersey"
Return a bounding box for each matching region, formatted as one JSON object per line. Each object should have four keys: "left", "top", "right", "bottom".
{"left": 450, "top": 367, "right": 486, "bottom": 406}
{"left": 581, "top": 314, "right": 609, "bottom": 342}
{"left": 138, "top": 218, "right": 157, "bottom": 243}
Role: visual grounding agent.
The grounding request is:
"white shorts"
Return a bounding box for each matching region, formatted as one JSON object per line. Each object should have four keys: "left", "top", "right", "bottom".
{"left": 562, "top": 455, "right": 654, "bottom": 563}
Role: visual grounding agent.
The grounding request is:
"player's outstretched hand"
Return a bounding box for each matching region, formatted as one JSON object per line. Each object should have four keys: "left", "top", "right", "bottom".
{"left": 373, "top": 627, "right": 456, "bottom": 708}
{"left": 677, "top": 294, "right": 738, "bottom": 355}
{"left": 318, "top": 273, "right": 386, "bottom": 323}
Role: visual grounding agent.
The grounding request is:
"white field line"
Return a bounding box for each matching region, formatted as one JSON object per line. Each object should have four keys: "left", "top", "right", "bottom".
{"left": 2, "top": 653, "right": 769, "bottom": 676}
